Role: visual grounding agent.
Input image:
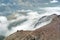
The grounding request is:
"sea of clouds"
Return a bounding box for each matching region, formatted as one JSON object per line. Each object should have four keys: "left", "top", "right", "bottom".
{"left": 0, "top": 7, "right": 60, "bottom": 37}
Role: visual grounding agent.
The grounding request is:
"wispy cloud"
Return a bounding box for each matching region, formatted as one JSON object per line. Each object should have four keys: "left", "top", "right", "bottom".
{"left": 50, "top": 0, "right": 58, "bottom": 3}
{"left": 16, "top": 0, "right": 33, "bottom": 7}
{"left": 40, "top": 7, "right": 60, "bottom": 15}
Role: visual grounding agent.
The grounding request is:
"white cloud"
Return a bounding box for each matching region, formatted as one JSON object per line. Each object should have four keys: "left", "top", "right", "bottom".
{"left": 6, "top": 11, "right": 53, "bottom": 36}
{"left": 9, "top": 11, "right": 41, "bottom": 30}
{"left": 1, "top": 8, "right": 60, "bottom": 36}
{"left": 27, "top": 11, "right": 40, "bottom": 20}
{"left": 0, "top": 16, "right": 9, "bottom": 36}
{"left": 5, "top": 11, "right": 40, "bottom": 36}
{"left": 0, "top": 3, "right": 7, "bottom": 6}
{"left": 16, "top": 0, "right": 33, "bottom": 7}
{"left": 50, "top": 0, "right": 58, "bottom": 3}
{"left": 40, "top": 7, "right": 60, "bottom": 15}
{"left": 17, "top": 10, "right": 32, "bottom": 12}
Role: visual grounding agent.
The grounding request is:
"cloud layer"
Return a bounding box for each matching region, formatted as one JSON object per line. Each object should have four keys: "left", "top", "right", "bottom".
{"left": 0, "top": 0, "right": 60, "bottom": 37}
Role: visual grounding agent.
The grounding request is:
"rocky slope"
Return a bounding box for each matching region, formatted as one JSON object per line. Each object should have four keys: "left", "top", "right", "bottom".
{"left": 4, "top": 14, "right": 60, "bottom": 40}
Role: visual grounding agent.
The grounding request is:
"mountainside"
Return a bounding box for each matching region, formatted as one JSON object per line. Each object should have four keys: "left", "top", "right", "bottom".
{"left": 4, "top": 14, "right": 60, "bottom": 40}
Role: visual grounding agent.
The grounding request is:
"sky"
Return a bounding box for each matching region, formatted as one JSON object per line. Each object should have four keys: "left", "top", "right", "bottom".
{"left": 0, "top": 0, "right": 60, "bottom": 16}
{"left": 0, "top": 0, "right": 60, "bottom": 38}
